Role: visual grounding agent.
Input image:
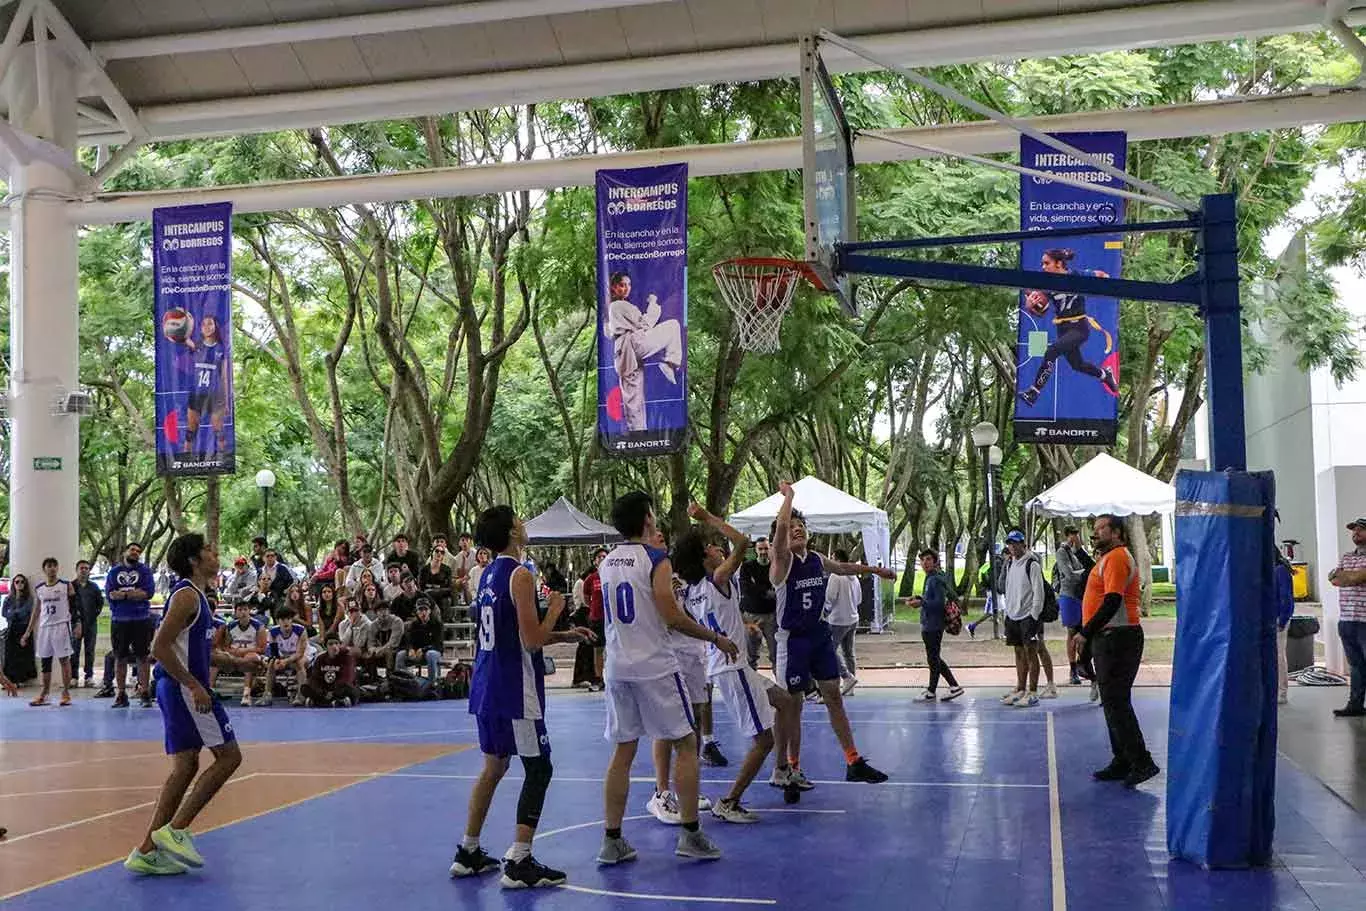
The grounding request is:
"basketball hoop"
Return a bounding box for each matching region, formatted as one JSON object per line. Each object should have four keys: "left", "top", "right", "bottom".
{"left": 712, "top": 257, "right": 822, "bottom": 353}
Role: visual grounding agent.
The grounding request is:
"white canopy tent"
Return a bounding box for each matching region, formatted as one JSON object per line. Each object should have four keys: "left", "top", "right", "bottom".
{"left": 729, "top": 477, "right": 892, "bottom": 631}
{"left": 1027, "top": 453, "right": 1176, "bottom": 518}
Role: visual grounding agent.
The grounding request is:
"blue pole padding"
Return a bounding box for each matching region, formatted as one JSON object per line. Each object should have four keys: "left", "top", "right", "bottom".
{"left": 1198, "top": 193, "right": 1247, "bottom": 472}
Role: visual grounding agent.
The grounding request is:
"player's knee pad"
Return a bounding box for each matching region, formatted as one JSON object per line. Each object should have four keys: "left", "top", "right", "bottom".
{"left": 516, "top": 755, "right": 553, "bottom": 828}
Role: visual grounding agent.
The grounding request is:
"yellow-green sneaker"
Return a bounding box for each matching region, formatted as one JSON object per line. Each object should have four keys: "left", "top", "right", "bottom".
{"left": 151, "top": 824, "right": 204, "bottom": 868}
{"left": 124, "top": 848, "right": 188, "bottom": 875}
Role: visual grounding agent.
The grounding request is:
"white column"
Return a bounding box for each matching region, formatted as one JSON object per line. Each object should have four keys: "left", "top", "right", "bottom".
{"left": 5, "top": 43, "right": 81, "bottom": 574}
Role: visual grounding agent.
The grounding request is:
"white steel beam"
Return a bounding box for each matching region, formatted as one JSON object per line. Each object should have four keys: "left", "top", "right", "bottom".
{"left": 118, "top": 0, "right": 1364, "bottom": 143}
{"left": 64, "top": 88, "right": 1366, "bottom": 226}
{"left": 90, "top": 0, "right": 668, "bottom": 61}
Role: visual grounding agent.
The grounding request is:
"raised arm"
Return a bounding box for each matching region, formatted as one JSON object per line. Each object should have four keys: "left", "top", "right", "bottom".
{"left": 769, "top": 482, "right": 796, "bottom": 587}
{"left": 820, "top": 553, "right": 896, "bottom": 581}
{"left": 687, "top": 502, "right": 750, "bottom": 586}
{"left": 653, "top": 558, "right": 738, "bottom": 662}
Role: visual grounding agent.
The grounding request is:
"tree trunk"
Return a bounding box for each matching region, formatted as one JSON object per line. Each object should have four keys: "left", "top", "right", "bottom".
{"left": 204, "top": 477, "right": 220, "bottom": 555}
{"left": 1127, "top": 514, "right": 1154, "bottom": 618}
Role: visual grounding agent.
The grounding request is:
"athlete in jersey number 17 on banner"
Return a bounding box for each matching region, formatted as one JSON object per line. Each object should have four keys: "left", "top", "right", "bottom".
{"left": 1014, "top": 132, "right": 1125, "bottom": 446}
{"left": 153, "top": 202, "right": 237, "bottom": 477}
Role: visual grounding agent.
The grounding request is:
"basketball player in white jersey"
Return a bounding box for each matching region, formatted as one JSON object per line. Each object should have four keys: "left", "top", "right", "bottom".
{"left": 770, "top": 482, "right": 894, "bottom": 785}
{"left": 596, "top": 491, "right": 740, "bottom": 865}
{"left": 21, "top": 558, "right": 79, "bottom": 707}
{"left": 679, "top": 504, "right": 802, "bottom": 819}
{"left": 217, "top": 603, "right": 266, "bottom": 706}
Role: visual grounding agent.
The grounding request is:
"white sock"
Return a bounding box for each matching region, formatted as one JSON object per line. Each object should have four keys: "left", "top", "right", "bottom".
{"left": 507, "top": 841, "right": 532, "bottom": 862}
{"left": 461, "top": 836, "right": 480, "bottom": 852}
{"left": 702, "top": 735, "right": 715, "bottom": 745}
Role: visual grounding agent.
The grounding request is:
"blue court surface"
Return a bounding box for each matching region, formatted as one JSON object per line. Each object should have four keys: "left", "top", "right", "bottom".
{"left": 3, "top": 688, "right": 1365, "bottom": 910}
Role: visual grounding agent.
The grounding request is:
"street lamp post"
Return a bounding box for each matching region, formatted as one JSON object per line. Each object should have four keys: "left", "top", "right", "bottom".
{"left": 970, "top": 422, "right": 1001, "bottom": 640}
{"left": 255, "top": 469, "right": 277, "bottom": 547}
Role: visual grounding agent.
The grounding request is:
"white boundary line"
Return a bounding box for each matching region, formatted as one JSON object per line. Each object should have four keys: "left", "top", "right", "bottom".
{"left": 0, "top": 751, "right": 166, "bottom": 778}
{"left": 1047, "top": 712, "right": 1067, "bottom": 911}
{"left": 0, "top": 784, "right": 162, "bottom": 799}
{"left": 557, "top": 884, "right": 777, "bottom": 905}
{"left": 247, "top": 771, "right": 1048, "bottom": 789}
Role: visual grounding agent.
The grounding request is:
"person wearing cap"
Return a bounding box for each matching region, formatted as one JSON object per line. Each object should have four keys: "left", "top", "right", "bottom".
{"left": 224, "top": 557, "right": 258, "bottom": 605}
{"left": 302, "top": 633, "right": 359, "bottom": 707}
{"left": 397, "top": 598, "right": 445, "bottom": 685}
{"left": 1001, "top": 529, "right": 1049, "bottom": 707}
{"left": 1070, "top": 514, "right": 1159, "bottom": 788}
{"left": 337, "top": 603, "right": 370, "bottom": 657}
{"left": 1328, "top": 517, "right": 1366, "bottom": 718}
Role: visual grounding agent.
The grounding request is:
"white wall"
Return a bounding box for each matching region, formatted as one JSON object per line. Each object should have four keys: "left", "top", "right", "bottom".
{"left": 1315, "top": 465, "right": 1366, "bottom": 675}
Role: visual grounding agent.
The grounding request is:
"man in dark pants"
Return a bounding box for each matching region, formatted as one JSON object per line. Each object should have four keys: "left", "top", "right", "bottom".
{"left": 1071, "top": 515, "right": 1159, "bottom": 789}
{"left": 738, "top": 537, "right": 777, "bottom": 670}
{"left": 71, "top": 559, "right": 104, "bottom": 687}
{"left": 909, "top": 549, "right": 963, "bottom": 702}
{"left": 1328, "top": 516, "right": 1366, "bottom": 717}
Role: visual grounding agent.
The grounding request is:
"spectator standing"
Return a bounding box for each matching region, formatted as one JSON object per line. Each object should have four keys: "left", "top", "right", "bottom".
{"left": 585, "top": 548, "right": 607, "bottom": 688}
{"left": 71, "top": 559, "right": 104, "bottom": 687}
{"left": 362, "top": 601, "right": 405, "bottom": 676}
{"left": 107, "top": 543, "right": 157, "bottom": 708}
{"left": 397, "top": 599, "right": 445, "bottom": 685}
{"left": 2, "top": 574, "right": 36, "bottom": 684}
{"left": 388, "top": 533, "right": 423, "bottom": 579}
{"left": 1001, "top": 530, "right": 1046, "bottom": 707}
{"left": 1070, "top": 515, "right": 1158, "bottom": 787}
{"left": 344, "top": 543, "right": 385, "bottom": 594}
{"left": 223, "top": 557, "right": 257, "bottom": 604}
{"left": 452, "top": 533, "right": 478, "bottom": 604}
{"left": 1328, "top": 516, "right": 1366, "bottom": 718}
{"left": 250, "top": 536, "right": 268, "bottom": 574}
{"left": 303, "top": 633, "right": 360, "bottom": 707}
{"left": 738, "top": 537, "right": 777, "bottom": 670}
{"left": 910, "top": 549, "right": 964, "bottom": 702}
{"left": 824, "top": 549, "right": 862, "bottom": 696}
{"left": 22, "top": 558, "right": 79, "bottom": 707}
{"left": 260, "top": 549, "right": 295, "bottom": 604}
{"left": 1054, "top": 527, "right": 1093, "bottom": 685}
{"left": 1275, "top": 552, "right": 1295, "bottom": 706}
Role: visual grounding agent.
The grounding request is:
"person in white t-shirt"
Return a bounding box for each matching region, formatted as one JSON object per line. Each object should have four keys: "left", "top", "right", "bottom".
{"left": 824, "top": 549, "right": 863, "bottom": 696}
{"left": 595, "top": 491, "right": 739, "bottom": 866}
{"left": 22, "top": 558, "right": 79, "bottom": 707}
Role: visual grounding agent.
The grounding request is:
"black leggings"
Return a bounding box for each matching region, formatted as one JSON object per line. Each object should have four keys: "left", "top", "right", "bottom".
{"left": 1034, "top": 322, "right": 1103, "bottom": 385}
{"left": 922, "top": 630, "right": 959, "bottom": 692}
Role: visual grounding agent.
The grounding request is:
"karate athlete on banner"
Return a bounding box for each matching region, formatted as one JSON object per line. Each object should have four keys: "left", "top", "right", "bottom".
{"left": 606, "top": 271, "right": 683, "bottom": 432}
{"left": 1018, "top": 248, "right": 1118, "bottom": 406}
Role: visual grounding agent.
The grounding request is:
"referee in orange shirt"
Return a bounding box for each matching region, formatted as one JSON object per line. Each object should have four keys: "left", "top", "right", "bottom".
{"left": 1070, "top": 514, "right": 1160, "bottom": 789}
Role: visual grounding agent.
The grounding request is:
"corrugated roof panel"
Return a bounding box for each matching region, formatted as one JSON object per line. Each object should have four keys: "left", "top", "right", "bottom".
{"left": 352, "top": 30, "right": 442, "bottom": 80}
{"left": 617, "top": 2, "right": 699, "bottom": 57}
{"left": 291, "top": 36, "right": 375, "bottom": 87}
{"left": 480, "top": 16, "right": 568, "bottom": 70}
{"left": 230, "top": 45, "right": 315, "bottom": 93}
{"left": 685, "top": 0, "right": 767, "bottom": 47}
{"left": 547, "top": 10, "right": 633, "bottom": 65}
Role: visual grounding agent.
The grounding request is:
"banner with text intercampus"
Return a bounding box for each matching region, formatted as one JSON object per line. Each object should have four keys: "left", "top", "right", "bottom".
{"left": 153, "top": 202, "right": 237, "bottom": 477}
{"left": 596, "top": 163, "right": 689, "bottom": 457}
{"left": 1014, "top": 132, "right": 1125, "bottom": 446}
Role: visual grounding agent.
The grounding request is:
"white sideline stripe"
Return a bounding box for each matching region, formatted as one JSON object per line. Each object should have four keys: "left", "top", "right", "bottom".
{"left": 249, "top": 771, "right": 1048, "bottom": 789}
{"left": 1047, "top": 712, "right": 1066, "bottom": 911}
{"left": 251, "top": 728, "right": 476, "bottom": 743}
{"left": 3, "top": 773, "right": 258, "bottom": 844}
{"left": 557, "top": 885, "right": 777, "bottom": 905}
{"left": 0, "top": 784, "right": 162, "bottom": 799}
{"left": 0, "top": 751, "right": 165, "bottom": 778}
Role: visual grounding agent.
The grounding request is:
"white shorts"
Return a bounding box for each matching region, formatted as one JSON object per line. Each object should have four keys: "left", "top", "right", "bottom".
{"left": 603, "top": 673, "right": 696, "bottom": 744}
{"left": 675, "top": 649, "right": 709, "bottom": 704}
{"left": 711, "top": 664, "right": 776, "bottom": 739}
{"left": 37, "top": 623, "right": 74, "bottom": 660}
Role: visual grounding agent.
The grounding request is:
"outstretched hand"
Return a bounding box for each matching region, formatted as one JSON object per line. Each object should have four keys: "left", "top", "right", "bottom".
{"left": 873, "top": 566, "right": 896, "bottom": 581}
{"left": 778, "top": 481, "right": 794, "bottom": 499}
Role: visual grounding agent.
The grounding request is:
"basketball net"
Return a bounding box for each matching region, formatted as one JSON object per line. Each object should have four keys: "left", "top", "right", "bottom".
{"left": 711, "top": 258, "right": 815, "bottom": 353}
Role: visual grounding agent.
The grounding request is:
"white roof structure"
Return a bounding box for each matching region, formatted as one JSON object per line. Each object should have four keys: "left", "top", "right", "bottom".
{"left": 523, "top": 496, "right": 621, "bottom": 545}
{"left": 730, "top": 476, "right": 887, "bottom": 536}
{"left": 1027, "top": 453, "right": 1176, "bottom": 518}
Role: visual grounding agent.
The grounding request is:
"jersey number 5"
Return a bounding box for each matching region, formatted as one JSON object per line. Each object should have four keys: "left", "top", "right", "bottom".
{"left": 610, "top": 585, "right": 636, "bottom": 624}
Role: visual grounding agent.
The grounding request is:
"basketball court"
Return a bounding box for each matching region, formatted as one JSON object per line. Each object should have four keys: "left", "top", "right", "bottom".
{"left": 3, "top": 689, "right": 1364, "bottom": 910}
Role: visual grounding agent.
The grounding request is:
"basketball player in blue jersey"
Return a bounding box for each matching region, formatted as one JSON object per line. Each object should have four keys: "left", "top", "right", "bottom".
{"left": 597, "top": 491, "right": 740, "bottom": 865}
{"left": 677, "top": 504, "right": 802, "bottom": 820}
{"left": 452, "top": 505, "right": 595, "bottom": 889}
{"left": 770, "top": 482, "right": 893, "bottom": 786}
{"left": 126, "top": 532, "right": 264, "bottom": 876}
{"left": 185, "top": 314, "right": 229, "bottom": 459}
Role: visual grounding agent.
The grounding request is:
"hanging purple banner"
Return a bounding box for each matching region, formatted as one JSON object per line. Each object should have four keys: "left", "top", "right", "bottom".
{"left": 153, "top": 202, "right": 236, "bottom": 476}
{"left": 596, "top": 163, "right": 689, "bottom": 457}
{"left": 1014, "top": 131, "right": 1125, "bottom": 445}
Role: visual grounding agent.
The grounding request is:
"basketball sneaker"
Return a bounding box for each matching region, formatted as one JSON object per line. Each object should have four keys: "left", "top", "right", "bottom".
{"left": 941, "top": 686, "right": 965, "bottom": 702}
{"left": 768, "top": 766, "right": 792, "bottom": 789}
{"left": 1101, "top": 367, "right": 1119, "bottom": 394}
{"left": 1041, "top": 684, "right": 1059, "bottom": 699}
{"left": 450, "top": 845, "right": 500, "bottom": 877}
{"left": 701, "top": 741, "right": 729, "bottom": 767}
{"left": 1001, "top": 690, "right": 1023, "bottom": 705}
{"left": 124, "top": 847, "right": 187, "bottom": 876}
{"left": 151, "top": 824, "right": 204, "bottom": 868}
{"left": 500, "top": 855, "right": 567, "bottom": 889}
{"left": 596, "top": 834, "right": 638, "bottom": 865}
{"left": 646, "top": 791, "right": 682, "bottom": 825}
{"left": 1014, "top": 692, "right": 1040, "bottom": 708}
{"left": 789, "top": 769, "right": 815, "bottom": 791}
{"left": 846, "top": 758, "right": 889, "bottom": 784}
{"left": 675, "top": 828, "right": 722, "bottom": 860}
{"left": 711, "top": 798, "right": 760, "bottom": 824}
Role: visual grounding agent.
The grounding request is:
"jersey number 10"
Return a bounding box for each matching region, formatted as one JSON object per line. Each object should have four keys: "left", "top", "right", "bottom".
{"left": 608, "top": 585, "right": 635, "bottom": 625}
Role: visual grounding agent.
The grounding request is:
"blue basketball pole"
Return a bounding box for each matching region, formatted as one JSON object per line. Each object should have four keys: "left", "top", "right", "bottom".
{"left": 1197, "top": 193, "right": 1247, "bottom": 471}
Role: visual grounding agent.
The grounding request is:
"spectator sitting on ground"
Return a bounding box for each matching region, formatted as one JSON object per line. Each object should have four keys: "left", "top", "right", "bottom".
{"left": 345, "top": 543, "right": 386, "bottom": 594}
{"left": 389, "top": 573, "right": 421, "bottom": 622}
{"left": 263, "top": 604, "right": 309, "bottom": 707}
{"left": 217, "top": 604, "right": 267, "bottom": 706}
{"left": 316, "top": 583, "right": 343, "bottom": 637}
{"left": 313, "top": 539, "right": 352, "bottom": 592}
{"left": 387, "top": 532, "right": 423, "bottom": 580}
{"left": 397, "top": 598, "right": 444, "bottom": 685}
{"left": 361, "top": 600, "right": 404, "bottom": 677}
{"left": 381, "top": 564, "right": 405, "bottom": 602}
{"left": 355, "top": 579, "right": 384, "bottom": 621}
{"left": 337, "top": 603, "right": 370, "bottom": 657}
{"left": 303, "top": 633, "right": 360, "bottom": 707}
{"left": 223, "top": 557, "right": 258, "bottom": 604}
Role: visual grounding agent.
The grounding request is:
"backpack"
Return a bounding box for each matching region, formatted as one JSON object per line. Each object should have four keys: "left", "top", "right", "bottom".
{"left": 1027, "top": 555, "right": 1060, "bottom": 623}
{"left": 440, "top": 662, "right": 471, "bottom": 700}
{"left": 387, "top": 667, "right": 434, "bottom": 701}
{"left": 944, "top": 599, "right": 963, "bottom": 636}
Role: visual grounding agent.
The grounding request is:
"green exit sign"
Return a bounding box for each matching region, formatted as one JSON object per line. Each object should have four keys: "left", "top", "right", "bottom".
{"left": 32, "top": 457, "right": 62, "bottom": 471}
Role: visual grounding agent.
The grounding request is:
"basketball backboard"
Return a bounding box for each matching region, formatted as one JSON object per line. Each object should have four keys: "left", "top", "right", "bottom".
{"left": 801, "top": 35, "right": 857, "bottom": 317}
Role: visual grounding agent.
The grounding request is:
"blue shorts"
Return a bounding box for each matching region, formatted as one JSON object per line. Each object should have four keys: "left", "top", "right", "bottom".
{"left": 477, "top": 715, "right": 550, "bottom": 758}
{"left": 157, "top": 675, "right": 235, "bottom": 755}
{"left": 776, "top": 627, "right": 841, "bottom": 692}
{"left": 1058, "top": 595, "right": 1083, "bottom": 629}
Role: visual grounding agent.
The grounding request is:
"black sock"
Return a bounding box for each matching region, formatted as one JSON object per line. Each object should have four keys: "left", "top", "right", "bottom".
{"left": 1069, "top": 662, "right": 1077, "bottom": 676}
{"left": 606, "top": 828, "right": 621, "bottom": 840}
{"left": 682, "top": 821, "right": 699, "bottom": 833}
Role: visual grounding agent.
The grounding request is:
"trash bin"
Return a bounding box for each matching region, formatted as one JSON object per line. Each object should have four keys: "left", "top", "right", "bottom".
{"left": 1285, "top": 615, "right": 1320, "bottom": 673}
